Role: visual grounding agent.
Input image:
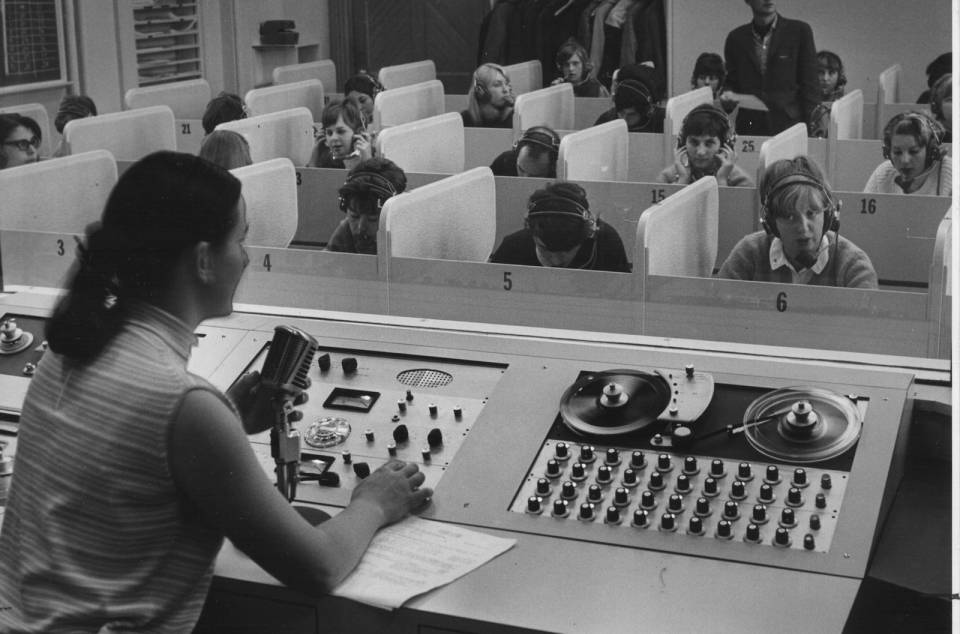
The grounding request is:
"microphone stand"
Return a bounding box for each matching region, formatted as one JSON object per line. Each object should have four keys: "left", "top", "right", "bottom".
{"left": 270, "top": 395, "right": 300, "bottom": 502}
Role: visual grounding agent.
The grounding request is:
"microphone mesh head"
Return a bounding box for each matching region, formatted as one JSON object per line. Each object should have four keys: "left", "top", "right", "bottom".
{"left": 260, "top": 325, "right": 318, "bottom": 393}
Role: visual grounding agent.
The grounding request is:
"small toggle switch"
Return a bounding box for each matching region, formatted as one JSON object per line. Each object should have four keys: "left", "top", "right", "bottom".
{"left": 684, "top": 364, "right": 695, "bottom": 378}
{"left": 341, "top": 450, "right": 352, "bottom": 464}
{"left": 405, "top": 390, "right": 414, "bottom": 402}
{"left": 387, "top": 442, "right": 397, "bottom": 457}
{"left": 421, "top": 447, "right": 431, "bottom": 461}
{"left": 397, "top": 399, "right": 407, "bottom": 412}
{"left": 453, "top": 406, "right": 463, "bottom": 420}
{"left": 428, "top": 403, "right": 438, "bottom": 417}
{"left": 364, "top": 429, "right": 375, "bottom": 442}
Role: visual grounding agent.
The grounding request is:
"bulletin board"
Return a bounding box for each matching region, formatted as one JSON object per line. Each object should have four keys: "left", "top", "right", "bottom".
{"left": 0, "top": 0, "right": 66, "bottom": 88}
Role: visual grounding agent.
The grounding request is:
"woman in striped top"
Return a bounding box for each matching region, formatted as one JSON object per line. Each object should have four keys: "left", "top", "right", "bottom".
{"left": 0, "top": 151, "right": 432, "bottom": 633}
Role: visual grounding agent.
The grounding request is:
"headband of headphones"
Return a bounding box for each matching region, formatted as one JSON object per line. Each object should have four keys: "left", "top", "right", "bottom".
{"left": 760, "top": 170, "right": 840, "bottom": 239}
{"left": 525, "top": 194, "right": 595, "bottom": 251}
{"left": 514, "top": 127, "right": 561, "bottom": 156}
{"left": 614, "top": 79, "right": 653, "bottom": 109}
{"left": 338, "top": 170, "right": 398, "bottom": 213}
{"left": 679, "top": 103, "right": 733, "bottom": 147}
{"left": 882, "top": 111, "right": 945, "bottom": 165}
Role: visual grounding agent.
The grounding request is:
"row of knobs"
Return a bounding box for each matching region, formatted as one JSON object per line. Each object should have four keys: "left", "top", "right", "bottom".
{"left": 526, "top": 496, "right": 819, "bottom": 549}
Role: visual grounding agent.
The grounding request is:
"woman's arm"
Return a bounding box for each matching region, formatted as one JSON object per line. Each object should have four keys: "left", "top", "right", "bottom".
{"left": 169, "top": 389, "right": 432, "bottom": 594}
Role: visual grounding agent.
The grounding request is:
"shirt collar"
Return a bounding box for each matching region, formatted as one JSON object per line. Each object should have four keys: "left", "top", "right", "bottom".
{"left": 769, "top": 234, "right": 830, "bottom": 275}
{"left": 124, "top": 300, "right": 198, "bottom": 362}
{"left": 752, "top": 13, "right": 778, "bottom": 38}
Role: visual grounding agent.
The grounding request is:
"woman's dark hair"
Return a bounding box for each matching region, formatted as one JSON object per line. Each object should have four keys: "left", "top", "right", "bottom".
{"left": 202, "top": 92, "right": 246, "bottom": 135}
{"left": 930, "top": 74, "right": 952, "bottom": 120}
{"left": 691, "top": 53, "right": 725, "bottom": 88}
{"left": 46, "top": 151, "right": 242, "bottom": 361}
{"left": 816, "top": 50, "right": 847, "bottom": 92}
{"left": 0, "top": 113, "right": 42, "bottom": 168}
{"left": 555, "top": 38, "right": 590, "bottom": 80}
{"left": 54, "top": 95, "right": 98, "bottom": 133}
{"left": 343, "top": 71, "right": 383, "bottom": 98}
{"left": 321, "top": 98, "right": 365, "bottom": 131}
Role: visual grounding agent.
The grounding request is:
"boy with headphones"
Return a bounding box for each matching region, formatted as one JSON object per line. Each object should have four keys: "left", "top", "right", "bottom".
{"left": 659, "top": 103, "right": 754, "bottom": 186}
{"left": 461, "top": 63, "right": 515, "bottom": 128}
{"left": 864, "top": 111, "right": 951, "bottom": 196}
{"left": 592, "top": 64, "right": 665, "bottom": 133}
{"left": 326, "top": 158, "right": 407, "bottom": 255}
{"left": 488, "top": 181, "right": 630, "bottom": 272}
{"left": 489, "top": 126, "right": 560, "bottom": 178}
{"left": 550, "top": 38, "right": 609, "bottom": 98}
{"left": 719, "top": 156, "right": 877, "bottom": 288}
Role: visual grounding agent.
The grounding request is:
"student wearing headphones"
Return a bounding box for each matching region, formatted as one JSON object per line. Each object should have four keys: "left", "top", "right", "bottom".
{"left": 864, "top": 111, "right": 952, "bottom": 196}
{"left": 326, "top": 158, "right": 407, "bottom": 254}
{"left": 592, "top": 64, "right": 665, "bottom": 133}
{"left": 719, "top": 156, "right": 877, "bottom": 288}
{"left": 309, "top": 99, "right": 374, "bottom": 170}
{"left": 488, "top": 181, "right": 630, "bottom": 272}
{"left": 659, "top": 103, "right": 754, "bottom": 187}
{"left": 550, "top": 38, "right": 609, "bottom": 98}
{"left": 201, "top": 92, "right": 247, "bottom": 136}
{"left": 343, "top": 71, "right": 384, "bottom": 123}
{"left": 461, "top": 63, "right": 515, "bottom": 128}
{"left": 489, "top": 126, "right": 560, "bottom": 178}
{"left": 808, "top": 50, "right": 846, "bottom": 138}
{"left": 691, "top": 53, "right": 726, "bottom": 99}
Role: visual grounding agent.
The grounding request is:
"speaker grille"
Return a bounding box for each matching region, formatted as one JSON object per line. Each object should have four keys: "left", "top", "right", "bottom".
{"left": 396, "top": 369, "right": 453, "bottom": 388}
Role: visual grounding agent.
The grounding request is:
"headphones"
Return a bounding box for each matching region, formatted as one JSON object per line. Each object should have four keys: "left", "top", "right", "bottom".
{"left": 882, "top": 111, "right": 945, "bottom": 167}
{"left": 338, "top": 170, "right": 397, "bottom": 213}
{"left": 524, "top": 195, "right": 597, "bottom": 250}
{"left": 760, "top": 171, "right": 840, "bottom": 239}
{"left": 514, "top": 126, "right": 561, "bottom": 159}
{"left": 474, "top": 63, "right": 507, "bottom": 104}
{"left": 677, "top": 103, "right": 734, "bottom": 149}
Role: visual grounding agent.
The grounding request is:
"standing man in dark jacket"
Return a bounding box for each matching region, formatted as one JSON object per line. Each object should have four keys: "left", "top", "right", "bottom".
{"left": 721, "top": 0, "right": 820, "bottom": 136}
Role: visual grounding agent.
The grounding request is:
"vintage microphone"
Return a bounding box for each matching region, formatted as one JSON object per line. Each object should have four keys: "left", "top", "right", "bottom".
{"left": 259, "top": 325, "right": 318, "bottom": 502}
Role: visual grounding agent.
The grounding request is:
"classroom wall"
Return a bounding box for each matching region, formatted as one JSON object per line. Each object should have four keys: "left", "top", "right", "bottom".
{"left": 669, "top": 0, "right": 952, "bottom": 103}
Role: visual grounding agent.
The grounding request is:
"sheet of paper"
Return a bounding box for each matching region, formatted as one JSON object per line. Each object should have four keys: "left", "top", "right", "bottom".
{"left": 331, "top": 516, "right": 515, "bottom": 610}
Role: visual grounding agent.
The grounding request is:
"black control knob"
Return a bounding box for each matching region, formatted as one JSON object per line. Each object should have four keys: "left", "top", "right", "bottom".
{"left": 815, "top": 493, "right": 827, "bottom": 509}
{"left": 660, "top": 512, "right": 677, "bottom": 531}
{"left": 774, "top": 527, "right": 791, "bottom": 547}
{"left": 353, "top": 462, "right": 371, "bottom": 479}
{"left": 685, "top": 364, "right": 695, "bottom": 378}
{"left": 688, "top": 516, "right": 704, "bottom": 535}
{"left": 396, "top": 399, "right": 407, "bottom": 412}
{"left": 364, "top": 429, "right": 375, "bottom": 442}
{"left": 671, "top": 425, "right": 694, "bottom": 450}
{"left": 716, "top": 519, "right": 733, "bottom": 539}
{"left": 317, "top": 353, "right": 331, "bottom": 372}
{"left": 737, "top": 462, "right": 753, "bottom": 480}
{"left": 695, "top": 497, "right": 711, "bottom": 517}
{"left": 764, "top": 465, "right": 780, "bottom": 483}
{"left": 421, "top": 447, "right": 432, "bottom": 461}
{"left": 803, "top": 534, "right": 816, "bottom": 550}
{"left": 723, "top": 500, "right": 740, "bottom": 520}
{"left": 793, "top": 468, "right": 808, "bottom": 487}
{"left": 622, "top": 468, "right": 638, "bottom": 487}
{"left": 561, "top": 481, "right": 577, "bottom": 500}
{"left": 640, "top": 490, "right": 656, "bottom": 509}
{"left": 578, "top": 503, "right": 595, "bottom": 521}
{"left": 675, "top": 474, "right": 691, "bottom": 494}
{"left": 587, "top": 484, "right": 603, "bottom": 503}
{"left": 527, "top": 496, "right": 543, "bottom": 514}
{"left": 682, "top": 456, "right": 699, "bottom": 475}
{"left": 703, "top": 477, "right": 719, "bottom": 497}
{"left": 632, "top": 509, "right": 650, "bottom": 528}
{"left": 667, "top": 494, "right": 684, "bottom": 513}
{"left": 341, "top": 450, "right": 352, "bottom": 464}
{"left": 392, "top": 424, "right": 409, "bottom": 444}
{"left": 752, "top": 504, "right": 768, "bottom": 523}
{"left": 758, "top": 483, "right": 775, "bottom": 503}
{"left": 614, "top": 487, "right": 630, "bottom": 507}
{"left": 605, "top": 448, "right": 621, "bottom": 465}
{"left": 580, "top": 445, "right": 596, "bottom": 463}
{"left": 730, "top": 480, "right": 747, "bottom": 500}
{"left": 821, "top": 473, "right": 832, "bottom": 490}
{"left": 745, "top": 523, "right": 761, "bottom": 543}
{"left": 630, "top": 451, "right": 646, "bottom": 469}
{"left": 657, "top": 453, "right": 672, "bottom": 471}
{"left": 453, "top": 406, "right": 463, "bottom": 420}
{"left": 649, "top": 471, "right": 665, "bottom": 490}
{"left": 780, "top": 508, "right": 796, "bottom": 527}
{"left": 596, "top": 465, "right": 612, "bottom": 485}
{"left": 428, "top": 403, "right": 438, "bottom": 417}
{"left": 427, "top": 428, "right": 443, "bottom": 448}
{"left": 536, "top": 478, "right": 552, "bottom": 496}
{"left": 605, "top": 506, "right": 621, "bottom": 524}
{"left": 545, "top": 459, "right": 561, "bottom": 478}
{"left": 809, "top": 514, "right": 821, "bottom": 530}
{"left": 405, "top": 389, "right": 414, "bottom": 402}
{"left": 387, "top": 442, "right": 397, "bottom": 456}
{"left": 552, "top": 499, "right": 568, "bottom": 517}
{"left": 342, "top": 357, "right": 358, "bottom": 374}
{"left": 786, "top": 487, "right": 804, "bottom": 507}
{"left": 710, "top": 459, "right": 726, "bottom": 478}
{"left": 570, "top": 462, "right": 587, "bottom": 481}
{"left": 555, "top": 442, "right": 570, "bottom": 460}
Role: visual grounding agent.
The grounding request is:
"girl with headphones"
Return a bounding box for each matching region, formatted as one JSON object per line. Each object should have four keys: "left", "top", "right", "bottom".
{"left": 461, "top": 63, "right": 515, "bottom": 128}
{"left": 719, "top": 156, "right": 878, "bottom": 288}
{"left": 659, "top": 103, "right": 754, "bottom": 187}
{"left": 864, "top": 111, "right": 952, "bottom": 196}
{"left": 343, "top": 71, "right": 384, "bottom": 124}
{"left": 550, "top": 38, "right": 610, "bottom": 98}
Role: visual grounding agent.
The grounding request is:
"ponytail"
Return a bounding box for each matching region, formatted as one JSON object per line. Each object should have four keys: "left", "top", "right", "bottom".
{"left": 46, "top": 151, "right": 241, "bottom": 361}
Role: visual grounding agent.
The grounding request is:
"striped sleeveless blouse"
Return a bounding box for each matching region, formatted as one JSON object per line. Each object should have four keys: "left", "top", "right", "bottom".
{"left": 0, "top": 302, "right": 227, "bottom": 632}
